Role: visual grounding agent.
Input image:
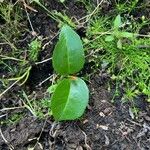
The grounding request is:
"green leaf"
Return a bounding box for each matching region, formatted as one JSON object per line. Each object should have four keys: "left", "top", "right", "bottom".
{"left": 51, "top": 77, "right": 89, "bottom": 121}
{"left": 29, "top": 39, "right": 41, "bottom": 61}
{"left": 120, "top": 32, "right": 134, "bottom": 38}
{"left": 47, "top": 84, "right": 58, "bottom": 94}
{"left": 117, "top": 39, "right": 122, "bottom": 49}
{"left": 105, "top": 35, "right": 114, "bottom": 42}
{"left": 114, "top": 15, "right": 122, "bottom": 30}
{"left": 52, "top": 25, "right": 85, "bottom": 75}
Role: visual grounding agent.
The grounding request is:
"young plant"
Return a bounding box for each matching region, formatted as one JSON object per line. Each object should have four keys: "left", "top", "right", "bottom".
{"left": 29, "top": 39, "right": 42, "bottom": 62}
{"left": 105, "top": 15, "right": 135, "bottom": 49}
{"left": 50, "top": 25, "right": 89, "bottom": 121}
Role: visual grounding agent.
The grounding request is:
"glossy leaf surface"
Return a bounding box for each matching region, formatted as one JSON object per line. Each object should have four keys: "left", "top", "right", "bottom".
{"left": 52, "top": 25, "right": 85, "bottom": 75}
{"left": 51, "top": 77, "right": 89, "bottom": 121}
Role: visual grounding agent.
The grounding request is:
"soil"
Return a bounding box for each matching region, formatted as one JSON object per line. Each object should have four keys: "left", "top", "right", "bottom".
{"left": 0, "top": 0, "right": 150, "bottom": 150}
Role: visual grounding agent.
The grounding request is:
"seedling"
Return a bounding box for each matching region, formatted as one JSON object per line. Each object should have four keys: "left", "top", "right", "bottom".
{"left": 29, "top": 38, "right": 42, "bottom": 62}
{"left": 105, "top": 15, "right": 135, "bottom": 49}
{"left": 49, "top": 25, "right": 89, "bottom": 121}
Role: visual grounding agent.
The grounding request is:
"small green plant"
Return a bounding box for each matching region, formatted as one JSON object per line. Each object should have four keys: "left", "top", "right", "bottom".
{"left": 86, "top": 14, "right": 150, "bottom": 102}
{"left": 105, "top": 15, "right": 135, "bottom": 49}
{"left": 115, "top": 0, "right": 139, "bottom": 14}
{"left": 49, "top": 25, "right": 89, "bottom": 121}
{"left": 29, "top": 39, "right": 42, "bottom": 62}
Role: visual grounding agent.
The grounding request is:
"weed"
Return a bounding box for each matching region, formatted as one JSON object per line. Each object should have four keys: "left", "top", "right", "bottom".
{"left": 86, "top": 14, "right": 150, "bottom": 101}
{"left": 0, "top": 112, "right": 24, "bottom": 125}
{"left": 22, "top": 91, "right": 51, "bottom": 118}
{"left": 105, "top": 14, "right": 135, "bottom": 49}
{"left": 0, "top": 2, "right": 27, "bottom": 95}
{"left": 28, "top": 39, "right": 42, "bottom": 62}
{"left": 115, "top": 0, "right": 139, "bottom": 14}
{"left": 0, "top": 2, "right": 23, "bottom": 43}
{"left": 30, "top": 0, "right": 76, "bottom": 27}
{"left": 0, "top": 38, "right": 42, "bottom": 97}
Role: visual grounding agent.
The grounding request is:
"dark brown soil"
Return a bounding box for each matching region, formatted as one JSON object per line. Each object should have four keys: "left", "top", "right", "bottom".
{"left": 0, "top": 73, "right": 150, "bottom": 150}
{"left": 0, "top": 0, "right": 150, "bottom": 150}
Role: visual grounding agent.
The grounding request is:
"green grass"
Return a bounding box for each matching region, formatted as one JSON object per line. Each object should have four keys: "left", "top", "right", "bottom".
{"left": 0, "top": 2, "right": 24, "bottom": 94}
{"left": 0, "top": 2, "right": 24, "bottom": 47}
{"left": 85, "top": 12, "right": 150, "bottom": 102}
{"left": 21, "top": 90, "right": 51, "bottom": 118}
{"left": 79, "top": 0, "right": 150, "bottom": 103}
{"left": 0, "top": 2, "right": 57, "bottom": 116}
{"left": 115, "top": 0, "right": 139, "bottom": 13}
{"left": 0, "top": 2, "right": 45, "bottom": 96}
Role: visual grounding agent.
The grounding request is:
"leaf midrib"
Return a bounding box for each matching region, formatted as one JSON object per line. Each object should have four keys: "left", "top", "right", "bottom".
{"left": 59, "top": 79, "right": 72, "bottom": 120}
{"left": 63, "top": 29, "right": 71, "bottom": 74}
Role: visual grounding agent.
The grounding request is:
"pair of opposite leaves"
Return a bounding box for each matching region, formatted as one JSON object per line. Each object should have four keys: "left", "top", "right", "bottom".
{"left": 51, "top": 25, "right": 89, "bottom": 121}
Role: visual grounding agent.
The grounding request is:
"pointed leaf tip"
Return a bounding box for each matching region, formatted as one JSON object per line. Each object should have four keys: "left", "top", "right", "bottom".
{"left": 52, "top": 25, "right": 85, "bottom": 75}
{"left": 114, "top": 15, "right": 122, "bottom": 29}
